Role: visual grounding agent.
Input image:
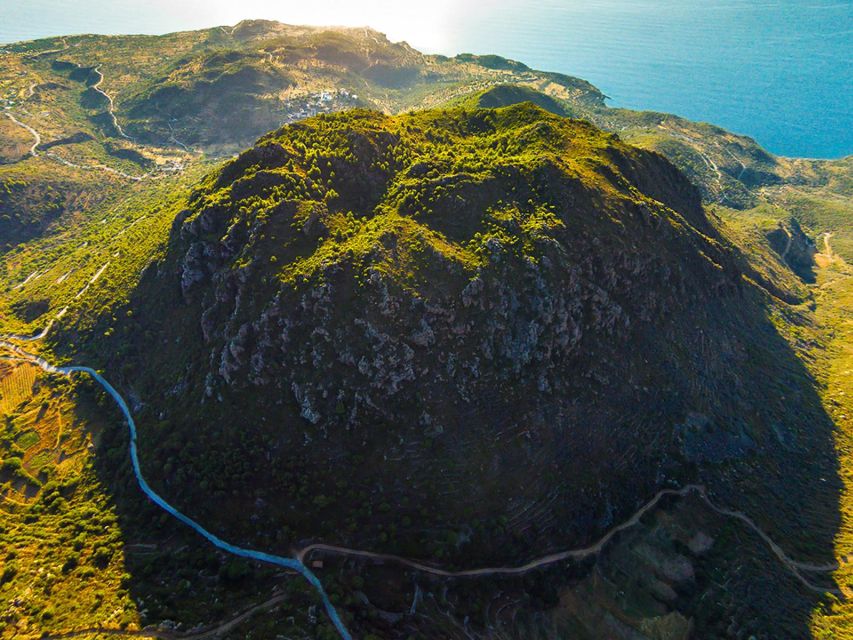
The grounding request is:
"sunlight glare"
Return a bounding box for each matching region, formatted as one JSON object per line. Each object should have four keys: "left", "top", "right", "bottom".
{"left": 227, "top": 0, "right": 459, "bottom": 51}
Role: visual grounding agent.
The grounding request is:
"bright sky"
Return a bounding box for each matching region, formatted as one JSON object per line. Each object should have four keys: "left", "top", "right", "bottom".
{"left": 0, "top": 0, "right": 461, "bottom": 51}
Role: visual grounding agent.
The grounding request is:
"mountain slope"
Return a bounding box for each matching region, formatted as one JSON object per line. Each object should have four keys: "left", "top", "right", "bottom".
{"left": 455, "top": 83, "right": 571, "bottom": 116}
{"left": 85, "top": 105, "right": 832, "bottom": 596}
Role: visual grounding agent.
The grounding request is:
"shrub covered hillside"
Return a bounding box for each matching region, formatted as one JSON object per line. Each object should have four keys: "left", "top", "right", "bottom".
{"left": 109, "top": 104, "right": 835, "bottom": 581}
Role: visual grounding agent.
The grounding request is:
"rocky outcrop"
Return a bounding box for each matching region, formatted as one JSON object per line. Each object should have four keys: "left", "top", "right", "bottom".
{"left": 766, "top": 219, "right": 816, "bottom": 282}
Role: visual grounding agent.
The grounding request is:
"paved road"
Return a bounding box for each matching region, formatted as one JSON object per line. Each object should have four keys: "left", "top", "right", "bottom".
{"left": 0, "top": 341, "right": 352, "bottom": 640}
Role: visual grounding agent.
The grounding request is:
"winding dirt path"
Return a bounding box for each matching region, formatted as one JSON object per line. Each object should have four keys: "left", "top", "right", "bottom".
{"left": 720, "top": 144, "right": 748, "bottom": 182}
{"left": 92, "top": 66, "right": 134, "bottom": 142}
{"left": 74, "top": 262, "right": 109, "bottom": 299}
{"left": 4, "top": 111, "right": 41, "bottom": 155}
{"left": 5, "top": 71, "right": 149, "bottom": 179}
{"left": 703, "top": 494, "right": 839, "bottom": 576}
{"left": 823, "top": 232, "right": 835, "bottom": 257}
{"left": 780, "top": 226, "right": 794, "bottom": 259}
{"left": 13, "top": 269, "right": 42, "bottom": 290}
{"left": 4, "top": 108, "right": 148, "bottom": 180}
{"left": 298, "top": 485, "right": 841, "bottom": 595}
{"left": 815, "top": 232, "right": 837, "bottom": 269}
{"left": 0, "top": 338, "right": 352, "bottom": 640}
{"left": 1, "top": 307, "right": 67, "bottom": 342}
{"left": 46, "top": 150, "right": 150, "bottom": 180}
{"left": 166, "top": 121, "right": 192, "bottom": 153}
{"left": 0, "top": 302, "right": 844, "bottom": 640}
{"left": 659, "top": 119, "right": 725, "bottom": 197}
{"left": 1, "top": 324, "right": 844, "bottom": 602}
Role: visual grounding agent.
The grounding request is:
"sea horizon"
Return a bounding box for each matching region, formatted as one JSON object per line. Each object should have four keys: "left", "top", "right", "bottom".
{"left": 1, "top": 0, "right": 850, "bottom": 159}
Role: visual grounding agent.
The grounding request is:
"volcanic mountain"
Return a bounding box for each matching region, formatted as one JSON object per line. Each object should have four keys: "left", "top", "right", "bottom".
{"left": 103, "top": 104, "right": 833, "bottom": 577}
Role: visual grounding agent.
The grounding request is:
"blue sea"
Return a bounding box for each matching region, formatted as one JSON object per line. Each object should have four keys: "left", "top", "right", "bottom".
{"left": 442, "top": 0, "right": 852, "bottom": 159}
{"left": 0, "top": 0, "right": 850, "bottom": 158}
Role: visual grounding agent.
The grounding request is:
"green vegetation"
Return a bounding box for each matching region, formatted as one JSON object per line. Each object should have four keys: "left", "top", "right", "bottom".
{"left": 0, "top": 18, "right": 849, "bottom": 640}
{"left": 0, "top": 163, "right": 211, "bottom": 344}
{"left": 0, "top": 366, "right": 142, "bottom": 634}
{"left": 0, "top": 362, "right": 338, "bottom": 638}
{"left": 1, "top": 21, "right": 602, "bottom": 155}
{"left": 809, "top": 250, "right": 853, "bottom": 637}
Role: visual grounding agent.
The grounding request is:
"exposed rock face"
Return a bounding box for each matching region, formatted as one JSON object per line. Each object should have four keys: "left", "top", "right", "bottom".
{"left": 766, "top": 219, "right": 817, "bottom": 282}
{"left": 125, "top": 105, "right": 809, "bottom": 563}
